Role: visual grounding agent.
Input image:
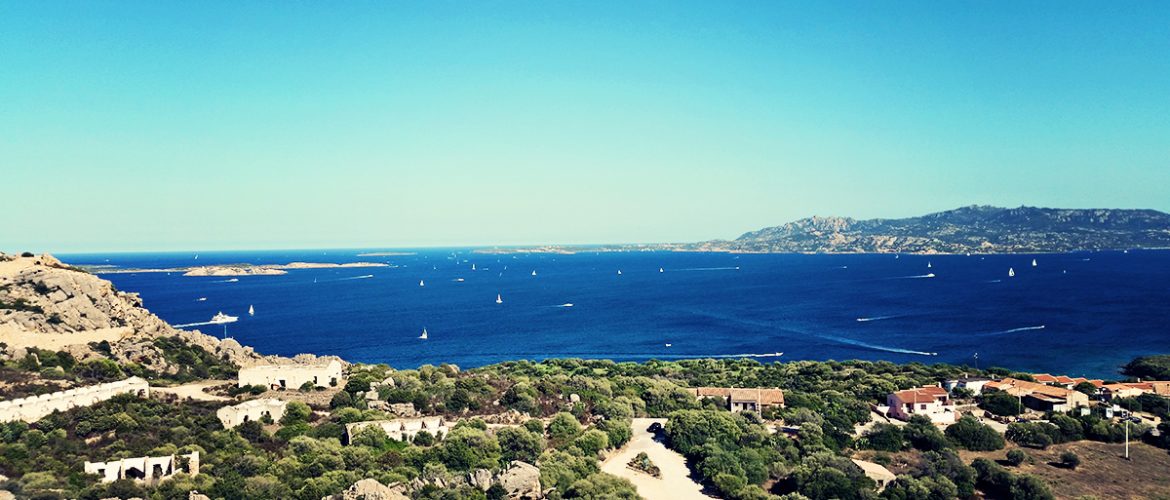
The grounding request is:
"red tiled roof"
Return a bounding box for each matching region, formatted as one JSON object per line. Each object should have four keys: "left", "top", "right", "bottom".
{"left": 891, "top": 386, "right": 949, "bottom": 405}
{"left": 688, "top": 387, "right": 784, "bottom": 406}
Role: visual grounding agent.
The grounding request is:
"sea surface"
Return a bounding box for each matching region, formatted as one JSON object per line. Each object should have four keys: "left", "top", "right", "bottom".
{"left": 59, "top": 249, "right": 1170, "bottom": 378}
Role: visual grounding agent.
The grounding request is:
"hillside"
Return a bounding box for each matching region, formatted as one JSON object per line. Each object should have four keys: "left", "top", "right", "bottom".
{"left": 702, "top": 205, "right": 1170, "bottom": 254}
{"left": 0, "top": 253, "right": 279, "bottom": 380}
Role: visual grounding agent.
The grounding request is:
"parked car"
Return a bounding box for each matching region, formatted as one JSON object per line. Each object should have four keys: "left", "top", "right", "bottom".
{"left": 647, "top": 422, "right": 663, "bottom": 433}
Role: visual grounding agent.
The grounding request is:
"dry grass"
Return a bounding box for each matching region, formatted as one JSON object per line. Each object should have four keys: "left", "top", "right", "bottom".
{"left": 959, "top": 441, "right": 1170, "bottom": 499}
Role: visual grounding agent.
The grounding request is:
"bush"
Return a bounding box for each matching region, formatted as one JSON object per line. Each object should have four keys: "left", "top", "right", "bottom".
{"left": 945, "top": 415, "right": 1005, "bottom": 451}
{"left": 1006, "top": 449, "right": 1027, "bottom": 466}
{"left": 1005, "top": 422, "right": 1058, "bottom": 449}
{"left": 863, "top": 423, "right": 906, "bottom": 452}
{"left": 1059, "top": 451, "right": 1080, "bottom": 470}
{"left": 981, "top": 391, "right": 1023, "bottom": 416}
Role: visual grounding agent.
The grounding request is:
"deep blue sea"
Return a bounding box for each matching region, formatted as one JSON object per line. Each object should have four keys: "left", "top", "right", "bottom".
{"left": 58, "top": 249, "right": 1170, "bottom": 378}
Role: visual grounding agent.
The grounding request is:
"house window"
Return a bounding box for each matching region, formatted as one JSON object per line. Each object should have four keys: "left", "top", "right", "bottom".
{"left": 919, "top": 404, "right": 927, "bottom": 410}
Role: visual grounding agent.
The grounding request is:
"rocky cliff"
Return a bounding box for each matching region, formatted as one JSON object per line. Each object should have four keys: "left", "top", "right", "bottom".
{"left": 0, "top": 253, "right": 280, "bottom": 373}
{"left": 706, "top": 205, "right": 1170, "bottom": 254}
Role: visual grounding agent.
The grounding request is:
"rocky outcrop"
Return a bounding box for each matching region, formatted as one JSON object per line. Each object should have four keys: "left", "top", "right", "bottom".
{"left": 0, "top": 255, "right": 283, "bottom": 372}
{"left": 467, "top": 461, "right": 542, "bottom": 498}
{"left": 325, "top": 478, "right": 409, "bottom": 500}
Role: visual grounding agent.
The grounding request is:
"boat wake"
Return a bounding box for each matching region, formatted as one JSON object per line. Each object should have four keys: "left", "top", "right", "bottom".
{"left": 987, "top": 325, "right": 1046, "bottom": 335}
{"left": 892, "top": 273, "right": 936, "bottom": 279}
{"left": 856, "top": 315, "right": 900, "bottom": 323}
{"left": 553, "top": 303, "right": 575, "bottom": 308}
{"left": 676, "top": 267, "right": 741, "bottom": 271}
{"left": 338, "top": 274, "right": 374, "bottom": 281}
{"left": 821, "top": 335, "right": 937, "bottom": 356}
{"left": 215, "top": 278, "right": 239, "bottom": 283}
{"left": 173, "top": 320, "right": 218, "bottom": 328}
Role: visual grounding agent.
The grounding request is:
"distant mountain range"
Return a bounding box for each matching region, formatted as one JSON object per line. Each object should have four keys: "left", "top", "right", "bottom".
{"left": 693, "top": 205, "right": 1170, "bottom": 254}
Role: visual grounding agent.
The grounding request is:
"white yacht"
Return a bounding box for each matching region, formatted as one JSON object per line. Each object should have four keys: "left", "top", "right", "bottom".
{"left": 1008, "top": 267, "right": 1016, "bottom": 277}
{"left": 210, "top": 312, "right": 238, "bottom": 324}
{"left": 496, "top": 294, "right": 503, "bottom": 304}
{"left": 419, "top": 328, "right": 428, "bottom": 340}
{"left": 248, "top": 305, "right": 254, "bottom": 316}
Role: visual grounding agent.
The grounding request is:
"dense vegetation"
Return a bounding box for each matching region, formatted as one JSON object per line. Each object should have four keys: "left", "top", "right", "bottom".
{"left": 2, "top": 355, "right": 1167, "bottom": 499}
{"left": 1123, "top": 355, "right": 1170, "bottom": 380}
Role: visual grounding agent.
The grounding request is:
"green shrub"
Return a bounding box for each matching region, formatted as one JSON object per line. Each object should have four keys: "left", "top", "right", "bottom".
{"left": 1006, "top": 449, "right": 1026, "bottom": 466}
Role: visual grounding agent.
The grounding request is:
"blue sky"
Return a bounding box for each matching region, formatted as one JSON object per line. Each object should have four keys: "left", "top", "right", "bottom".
{"left": 2, "top": 2, "right": 1168, "bottom": 252}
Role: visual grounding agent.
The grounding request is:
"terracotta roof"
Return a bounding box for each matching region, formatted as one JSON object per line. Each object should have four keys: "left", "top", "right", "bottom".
{"left": 1033, "top": 374, "right": 1058, "bottom": 383}
{"left": 688, "top": 387, "right": 785, "bottom": 406}
{"left": 988, "top": 378, "right": 1078, "bottom": 400}
{"left": 891, "top": 386, "right": 950, "bottom": 404}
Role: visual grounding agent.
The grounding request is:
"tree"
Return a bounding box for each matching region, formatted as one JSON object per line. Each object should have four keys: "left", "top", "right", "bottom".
{"left": 904, "top": 415, "right": 950, "bottom": 451}
{"left": 1009, "top": 475, "right": 1055, "bottom": 500}
{"left": 438, "top": 426, "right": 502, "bottom": 471}
{"left": 665, "top": 410, "right": 742, "bottom": 456}
{"left": 945, "top": 415, "right": 1005, "bottom": 451}
{"left": 572, "top": 429, "right": 610, "bottom": 457}
{"left": 981, "top": 391, "right": 1022, "bottom": 416}
{"left": 539, "top": 449, "right": 600, "bottom": 492}
{"left": 497, "top": 426, "right": 544, "bottom": 463}
{"left": 564, "top": 472, "right": 640, "bottom": 499}
{"left": 863, "top": 423, "right": 905, "bottom": 452}
{"left": 280, "top": 401, "right": 312, "bottom": 425}
{"left": 547, "top": 412, "right": 584, "bottom": 448}
{"left": 1059, "top": 451, "right": 1080, "bottom": 470}
{"left": 1073, "top": 381, "right": 1098, "bottom": 396}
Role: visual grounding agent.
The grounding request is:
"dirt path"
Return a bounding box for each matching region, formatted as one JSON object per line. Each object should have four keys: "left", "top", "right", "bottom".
{"left": 601, "top": 418, "right": 711, "bottom": 500}
{"left": 152, "top": 380, "right": 231, "bottom": 401}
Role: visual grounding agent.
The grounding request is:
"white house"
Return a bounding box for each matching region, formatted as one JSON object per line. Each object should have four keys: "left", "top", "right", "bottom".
{"left": 886, "top": 386, "right": 957, "bottom": 424}
{"left": 942, "top": 377, "right": 993, "bottom": 396}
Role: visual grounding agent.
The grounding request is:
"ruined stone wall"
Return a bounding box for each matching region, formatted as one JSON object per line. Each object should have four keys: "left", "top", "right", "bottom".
{"left": 345, "top": 417, "right": 447, "bottom": 444}
{"left": 238, "top": 360, "right": 342, "bottom": 389}
{"left": 84, "top": 451, "right": 199, "bottom": 484}
{"left": 0, "top": 377, "right": 149, "bottom": 423}
{"left": 216, "top": 398, "right": 287, "bottom": 428}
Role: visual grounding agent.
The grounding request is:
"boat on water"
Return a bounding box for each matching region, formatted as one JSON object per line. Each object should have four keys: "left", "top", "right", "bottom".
{"left": 248, "top": 305, "right": 254, "bottom": 316}
{"left": 927, "top": 262, "right": 932, "bottom": 268}
{"left": 210, "top": 311, "right": 238, "bottom": 324}
{"left": 419, "top": 328, "right": 428, "bottom": 340}
{"left": 659, "top": 267, "right": 664, "bottom": 273}
{"left": 665, "top": 343, "right": 672, "bottom": 347}
{"left": 455, "top": 278, "right": 465, "bottom": 282}
{"left": 496, "top": 294, "right": 503, "bottom": 304}
{"left": 471, "top": 264, "right": 476, "bottom": 271}
{"left": 1032, "top": 259, "right": 1037, "bottom": 267}
{"left": 419, "top": 280, "right": 425, "bottom": 287}
{"left": 196, "top": 297, "right": 207, "bottom": 302}
{"left": 1008, "top": 267, "right": 1016, "bottom": 277}
{"left": 617, "top": 270, "right": 622, "bottom": 275}
{"left": 559, "top": 303, "right": 574, "bottom": 308}
{"left": 531, "top": 270, "right": 537, "bottom": 276}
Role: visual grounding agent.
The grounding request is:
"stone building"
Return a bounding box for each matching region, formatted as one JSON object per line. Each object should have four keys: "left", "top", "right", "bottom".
{"left": 216, "top": 398, "right": 288, "bottom": 428}
{"left": 687, "top": 387, "right": 785, "bottom": 413}
{"left": 237, "top": 360, "right": 342, "bottom": 390}
{"left": 85, "top": 451, "right": 199, "bottom": 485}
{"left": 345, "top": 417, "right": 448, "bottom": 444}
{"left": 984, "top": 378, "right": 1090, "bottom": 413}
{"left": 0, "top": 377, "right": 149, "bottom": 423}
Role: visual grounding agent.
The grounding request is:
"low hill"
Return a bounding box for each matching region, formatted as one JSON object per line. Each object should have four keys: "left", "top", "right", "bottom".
{"left": 702, "top": 205, "right": 1170, "bottom": 254}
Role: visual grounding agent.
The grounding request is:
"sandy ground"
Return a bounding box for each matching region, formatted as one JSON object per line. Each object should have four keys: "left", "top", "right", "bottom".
{"left": 959, "top": 441, "right": 1170, "bottom": 499}
{"left": 152, "top": 380, "right": 232, "bottom": 402}
{"left": 0, "top": 324, "right": 132, "bottom": 350}
{"left": 601, "top": 418, "right": 712, "bottom": 500}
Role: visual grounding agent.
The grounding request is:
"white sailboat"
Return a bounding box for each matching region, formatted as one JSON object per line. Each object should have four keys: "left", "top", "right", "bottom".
{"left": 1032, "top": 259, "right": 1037, "bottom": 267}
{"left": 531, "top": 270, "right": 537, "bottom": 276}
{"left": 1008, "top": 267, "right": 1016, "bottom": 277}
{"left": 248, "top": 305, "right": 254, "bottom": 316}
{"left": 617, "top": 270, "right": 622, "bottom": 275}
{"left": 927, "top": 262, "right": 932, "bottom": 268}
{"left": 496, "top": 294, "right": 503, "bottom": 304}
{"left": 419, "top": 280, "right": 425, "bottom": 287}
{"left": 471, "top": 263, "right": 476, "bottom": 271}
{"left": 659, "top": 267, "right": 664, "bottom": 273}
{"left": 419, "top": 328, "right": 428, "bottom": 340}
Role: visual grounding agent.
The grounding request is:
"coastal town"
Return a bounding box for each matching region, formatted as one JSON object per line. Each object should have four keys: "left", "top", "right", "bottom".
{"left": 3, "top": 252, "right": 1170, "bottom": 499}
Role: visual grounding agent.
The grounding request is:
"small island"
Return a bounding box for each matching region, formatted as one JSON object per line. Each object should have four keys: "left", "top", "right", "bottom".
{"left": 90, "top": 262, "right": 390, "bottom": 276}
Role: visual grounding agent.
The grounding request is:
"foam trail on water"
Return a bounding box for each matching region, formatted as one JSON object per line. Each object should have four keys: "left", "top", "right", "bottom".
{"left": 891, "top": 273, "right": 936, "bottom": 279}
{"left": 173, "top": 321, "right": 217, "bottom": 328}
{"left": 856, "top": 315, "right": 899, "bottom": 323}
{"left": 989, "top": 325, "right": 1046, "bottom": 334}
{"left": 821, "top": 335, "right": 937, "bottom": 356}
{"left": 676, "top": 267, "right": 741, "bottom": 271}
{"left": 338, "top": 274, "right": 374, "bottom": 281}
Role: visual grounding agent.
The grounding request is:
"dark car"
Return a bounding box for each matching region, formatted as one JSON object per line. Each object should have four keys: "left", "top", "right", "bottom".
{"left": 647, "top": 422, "right": 663, "bottom": 433}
